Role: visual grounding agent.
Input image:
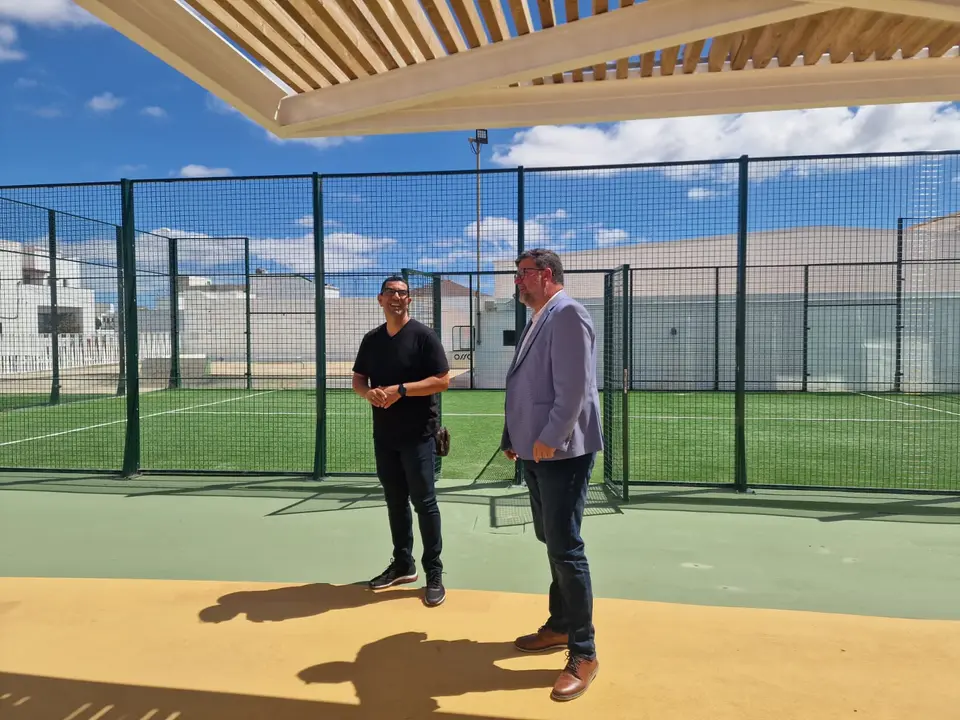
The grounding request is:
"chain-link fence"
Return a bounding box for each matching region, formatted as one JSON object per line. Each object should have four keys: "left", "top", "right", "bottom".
{"left": 1, "top": 151, "right": 958, "bottom": 494}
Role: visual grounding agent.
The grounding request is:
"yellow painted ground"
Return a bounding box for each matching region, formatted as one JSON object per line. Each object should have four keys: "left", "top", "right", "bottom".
{"left": 1, "top": 577, "right": 958, "bottom": 720}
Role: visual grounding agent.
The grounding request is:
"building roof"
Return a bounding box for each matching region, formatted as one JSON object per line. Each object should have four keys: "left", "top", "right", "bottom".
{"left": 75, "top": 1, "right": 960, "bottom": 138}
{"left": 491, "top": 224, "right": 960, "bottom": 297}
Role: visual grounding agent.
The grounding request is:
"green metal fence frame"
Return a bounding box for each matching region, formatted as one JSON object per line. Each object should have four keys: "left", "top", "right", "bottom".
{"left": 2, "top": 153, "right": 960, "bottom": 496}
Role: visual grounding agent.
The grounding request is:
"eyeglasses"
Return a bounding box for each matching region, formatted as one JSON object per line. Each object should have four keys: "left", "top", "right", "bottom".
{"left": 514, "top": 267, "right": 543, "bottom": 280}
{"left": 381, "top": 288, "right": 409, "bottom": 297}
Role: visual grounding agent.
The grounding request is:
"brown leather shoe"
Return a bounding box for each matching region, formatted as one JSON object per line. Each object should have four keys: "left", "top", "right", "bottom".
{"left": 551, "top": 653, "right": 599, "bottom": 701}
{"left": 514, "top": 624, "right": 568, "bottom": 653}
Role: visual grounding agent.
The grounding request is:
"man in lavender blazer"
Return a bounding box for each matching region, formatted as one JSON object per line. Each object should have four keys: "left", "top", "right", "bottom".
{"left": 501, "top": 248, "right": 603, "bottom": 702}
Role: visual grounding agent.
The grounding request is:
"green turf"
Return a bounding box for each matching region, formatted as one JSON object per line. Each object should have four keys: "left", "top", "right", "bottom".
{"left": 0, "top": 388, "right": 957, "bottom": 491}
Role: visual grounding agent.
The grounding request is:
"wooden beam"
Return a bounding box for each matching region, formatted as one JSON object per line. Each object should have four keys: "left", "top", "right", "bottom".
{"left": 808, "top": 0, "right": 960, "bottom": 24}
{"left": 276, "top": 0, "right": 827, "bottom": 132}
{"left": 290, "top": 54, "right": 960, "bottom": 136}
{"left": 75, "top": 0, "right": 285, "bottom": 131}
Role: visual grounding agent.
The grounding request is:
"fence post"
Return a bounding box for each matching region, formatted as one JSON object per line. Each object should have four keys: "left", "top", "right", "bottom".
{"left": 167, "top": 235, "right": 181, "bottom": 389}
{"left": 894, "top": 217, "right": 904, "bottom": 393}
{"left": 713, "top": 266, "right": 720, "bottom": 391}
{"left": 514, "top": 165, "right": 526, "bottom": 486}
{"left": 602, "top": 271, "right": 612, "bottom": 485}
{"left": 244, "top": 236, "right": 253, "bottom": 391}
{"left": 734, "top": 156, "right": 749, "bottom": 493}
{"left": 433, "top": 274, "right": 443, "bottom": 478}
{"left": 802, "top": 265, "right": 809, "bottom": 392}
{"left": 115, "top": 226, "right": 126, "bottom": 396}
{"left": 621, "top": 264, "right": 631, "bottom": 502}
{"left": 46, "top": 209, "right": 61, "bottom": 406}
{"left": 312, "top": 173, "right": 326, "bottom": 481}
{"left": 121, "top": 179, "right": 141, "bottom": 477}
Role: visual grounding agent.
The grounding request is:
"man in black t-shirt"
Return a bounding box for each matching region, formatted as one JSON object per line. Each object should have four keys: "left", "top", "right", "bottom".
{"left": 352, "top": 275, "right": 451, "bottom": 607}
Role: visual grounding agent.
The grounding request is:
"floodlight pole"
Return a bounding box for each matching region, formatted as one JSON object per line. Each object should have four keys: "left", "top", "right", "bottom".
{"left": 468, "top": 129, "right": 487, "bottom": 387}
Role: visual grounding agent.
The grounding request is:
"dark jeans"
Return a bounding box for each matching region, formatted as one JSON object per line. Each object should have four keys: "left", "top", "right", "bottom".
{"left": 373, "top": 434, "right": 443, "bottom": 576}
{"left": 523, "top": 452, "right": 596, "bottom": 658}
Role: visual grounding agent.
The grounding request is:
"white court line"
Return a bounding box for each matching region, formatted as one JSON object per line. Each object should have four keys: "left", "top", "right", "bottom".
{"left": 0, "top": 391, "right": 275, "bottom": 448}
{"left": 177, "top": 410, "right": 314, "bottom": 417}
{"left": 155, "top": 410, "right": 957, "bottom": 423}
{"left": 856, "top": 392, "right": 960, "bottom": 418}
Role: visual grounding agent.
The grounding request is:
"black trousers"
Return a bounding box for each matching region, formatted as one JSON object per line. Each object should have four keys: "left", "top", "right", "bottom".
{"left": 522, "top": 452, "right": 596, "bottom": 658}
{"left": 373, "top": 434, "right": 443, "bottom": 575}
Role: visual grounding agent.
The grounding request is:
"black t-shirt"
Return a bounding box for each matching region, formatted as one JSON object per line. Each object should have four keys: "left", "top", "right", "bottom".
{"left": 352, "top": 318, "right": 449, "bottom": 444}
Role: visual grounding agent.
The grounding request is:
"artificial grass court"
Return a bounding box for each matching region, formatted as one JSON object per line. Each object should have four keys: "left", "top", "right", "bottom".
{"left": 1, "top": 388, "right": 958, "bottom": 491}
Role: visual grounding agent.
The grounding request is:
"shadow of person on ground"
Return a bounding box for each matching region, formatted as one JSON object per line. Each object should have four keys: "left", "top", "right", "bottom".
{"left": 198, "top": 582, "right": 423, "bottom": 623}
{"left": 299, "top": 631, "right": 558, "bottom": 716}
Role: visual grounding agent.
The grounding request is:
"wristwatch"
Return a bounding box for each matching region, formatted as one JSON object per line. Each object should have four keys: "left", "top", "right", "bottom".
{"left": 398, "top": 383, "right": 407, "bottom": 397}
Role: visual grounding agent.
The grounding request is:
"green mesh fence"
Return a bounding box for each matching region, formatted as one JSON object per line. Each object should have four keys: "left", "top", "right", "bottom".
{"left": 0, "top": 153, "right": 957, "bottom": 495}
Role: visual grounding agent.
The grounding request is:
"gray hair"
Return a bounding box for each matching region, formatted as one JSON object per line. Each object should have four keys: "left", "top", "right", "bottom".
{"left": 515, "top": 248, "right": 564, "bottom": 284}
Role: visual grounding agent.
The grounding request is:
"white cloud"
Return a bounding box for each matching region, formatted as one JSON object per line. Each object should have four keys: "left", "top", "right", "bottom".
{"left": 491, "top": 103, "right": 960, "bottom": 180}
{"left": 265, "top": 133, "right": 363, "bottom": 151}
{"left": 87, "top": 92, "right": 123, "bottom": 113}
{"left": 533, "top": 208, "right": 568, "bottom": 221}
{"left": 33, "top": 106, "right": 62, "bottom": 118}
{"left": 141, "top": 106, "right": 167, "bottom": 118}
{"left": 0, "top": 22, "right": 24, "bottom": 61}
{"left": 0, "top": 0, "right": 100, "bottom": 26}
{"left": 295, "top": 215, "right": 339, "bottom": 228}
{"left": 688, "top": 187, "right": 718, "bottom": 200}
{"left": 423, "top": 214, "right": 559, "bottom": 270}
{"left": 178, "top": 164, "right": 233, "bottom": 178}
{"left": 594, "top": 227, "right": 630, "bottom": 247}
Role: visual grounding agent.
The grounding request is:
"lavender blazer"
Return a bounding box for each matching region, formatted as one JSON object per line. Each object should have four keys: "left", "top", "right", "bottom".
{"left": 500, "top": 292, "right": 604, "bottom": 462}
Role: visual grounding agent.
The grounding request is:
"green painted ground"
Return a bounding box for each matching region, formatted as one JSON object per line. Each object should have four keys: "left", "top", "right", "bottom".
{"left": 1, "top": 389, "right": 958, "bottom": 491}
{"left": 1, "top": 477, "right": 959, "bottom": 621}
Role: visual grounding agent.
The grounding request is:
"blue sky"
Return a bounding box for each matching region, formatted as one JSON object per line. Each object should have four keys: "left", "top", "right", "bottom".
{"left": 2, "top": 2, "right": 960, "bottom": 302}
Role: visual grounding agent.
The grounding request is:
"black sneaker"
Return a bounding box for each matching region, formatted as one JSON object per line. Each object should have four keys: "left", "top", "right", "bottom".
{"left": 369, "top": 561, "right": 417, "bottom": 590}
{"left": 424, "top": 570, "right": 445, "bottom": 607}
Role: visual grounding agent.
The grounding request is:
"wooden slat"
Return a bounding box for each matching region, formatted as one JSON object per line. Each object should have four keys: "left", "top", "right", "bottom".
{"left": 926, "top": 24, "right": 960, "bottom": 56}
{"left": 640, "top": 50, "right": 656, "bottom": 76}
{"left": 384, "top": 0, "right": 446, "bottom": 60}
{"left": 852, "top": 13, "right": 903, "bottom": 61}
{"left": 731, "top": 26, "right": 764, "bottom": 70}
{"left": 478, "top": 0, "right": 512, "bottom": 43}
{"left": 507, "top": 0, "right": 533, "bottom": 35}
{"left": 615, "top": 0, "right": 633, "bottom": 79}
{"left": 751, "top": 20, "right": 789, "bottom": 69}
{"left": 449, "top": 0, "right": 490, "bottom": 48}
{"left": 567, "top": 0, "right": 583, "bottom": 81}
{"left": 420, "top": 0, "right": 467, "bottom": 54}
{"left": 278, "top": 0, "right": 382, "bottom": 78}
{"left": 659, "top": 44, "right": 680, "bottom": 75}
{"left": 801, "top": 8, "right": 846, "bottom": 65}
{"left": 361, "top": 0, "right": 426, "bottom": 65}
{"left": 707, "top": 33, "right": 736, "bottom": 71}
{"left": 776, "top": 14, "right": 820, "bottom": 66}
{"left": 874, "top": 16, "right": 925, "bottom": 60}
{"left": 336, "top": 0, "right": 408, "bottom": 69}
{"left": 899, "top": 18, "right": 949, "bottom": 57}
{"left": 184, "top": 0, "right": 322, "bottom": 91}
{"left": 592, "top": 0, "right": 607, "bottom": 80}
{"left": 227, "top": 0, "right": 348, "bottom": 84}
{"left": 682, "top": 39, "right": 706, "bottom": 73}
{"left": 827, "top": 9, "right": 878, "bottom": 63}
{"left": 254, "top": 0, "right": 360, "bottom": 82}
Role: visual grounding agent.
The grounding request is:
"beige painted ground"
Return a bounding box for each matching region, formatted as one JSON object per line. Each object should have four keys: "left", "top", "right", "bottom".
{"left": 1, "top": 577, "right": 958, "bottom": 720}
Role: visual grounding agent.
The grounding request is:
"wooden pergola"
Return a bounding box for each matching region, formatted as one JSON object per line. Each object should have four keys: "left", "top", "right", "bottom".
{"left": 76, "top": 0, "right": 960, "bottom": 138}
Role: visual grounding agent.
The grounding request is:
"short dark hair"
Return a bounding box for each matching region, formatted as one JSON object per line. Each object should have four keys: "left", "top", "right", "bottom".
{"left": 515, "top": 248, "right": 564, "bottom": 284}
{"left": 380, "top": 275, "right": 408, "bottom": 294}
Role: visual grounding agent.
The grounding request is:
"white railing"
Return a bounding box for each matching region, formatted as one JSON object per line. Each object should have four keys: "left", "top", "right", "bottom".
{"left": 0, "top": 332, "right": 172, "bottom": 376}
